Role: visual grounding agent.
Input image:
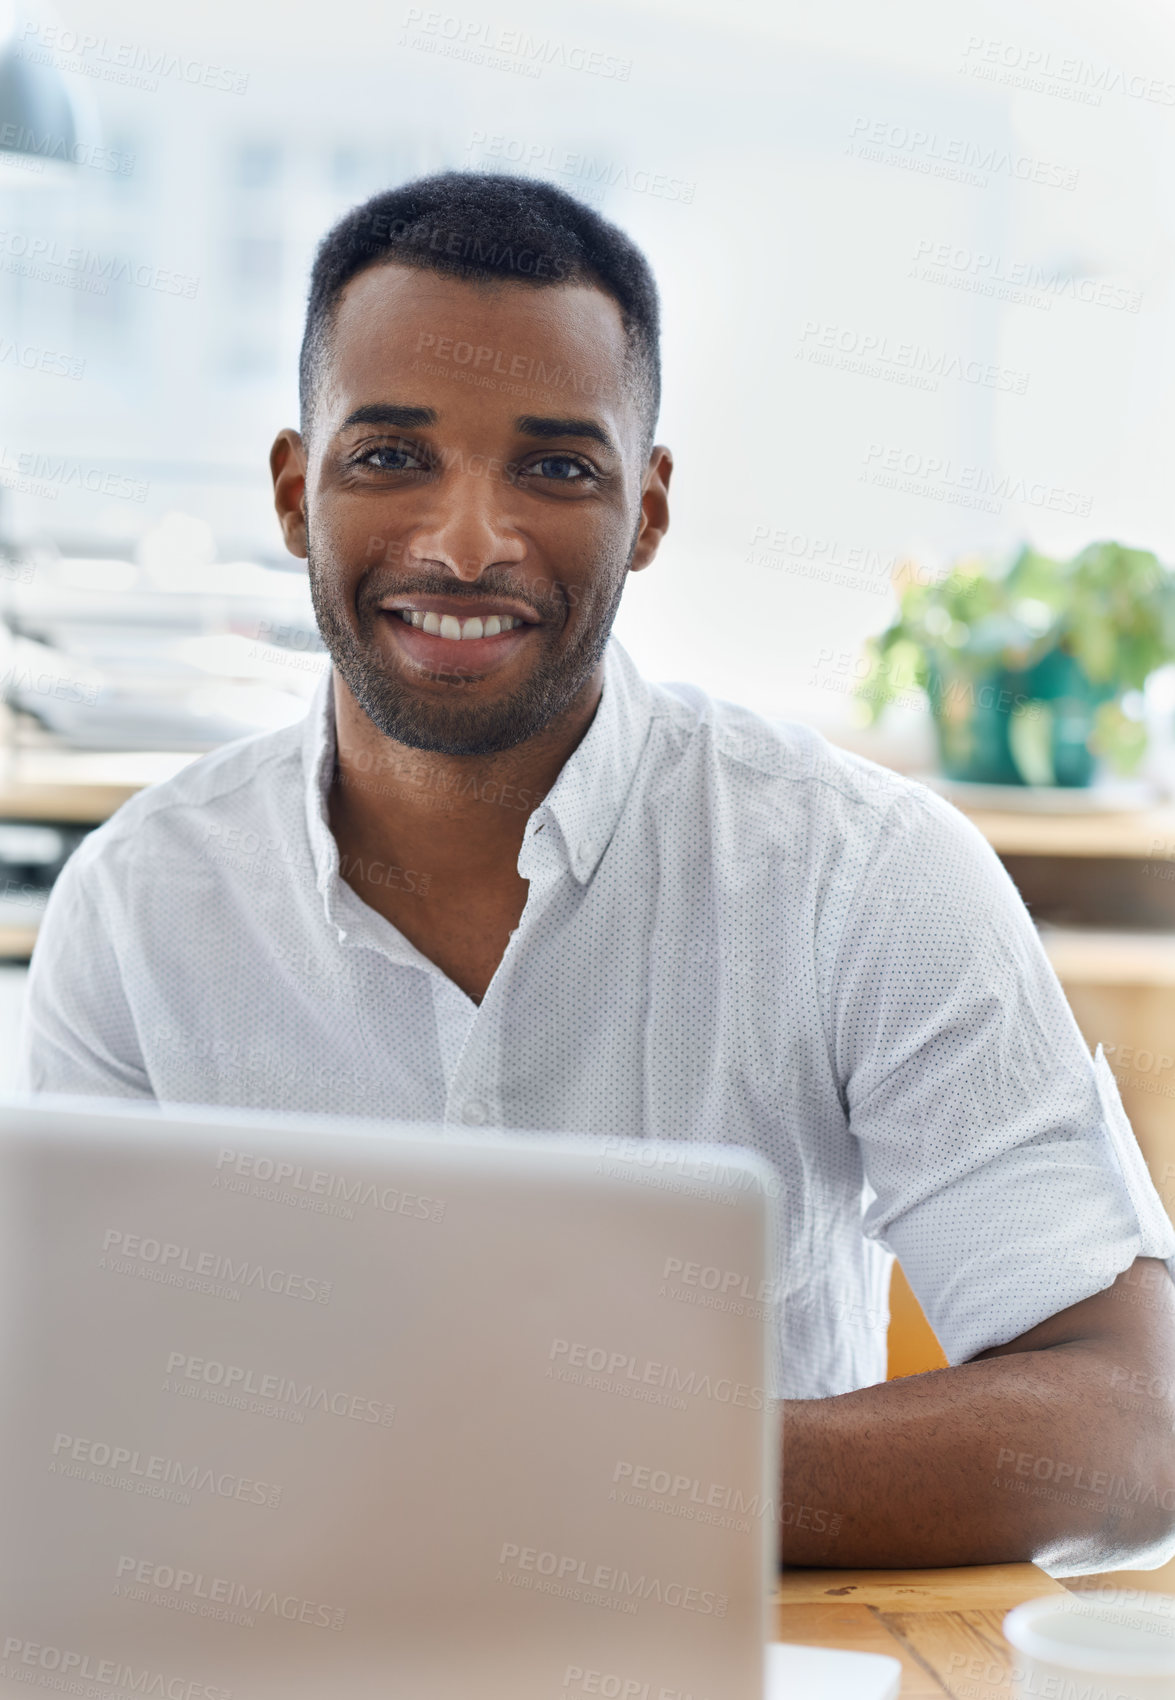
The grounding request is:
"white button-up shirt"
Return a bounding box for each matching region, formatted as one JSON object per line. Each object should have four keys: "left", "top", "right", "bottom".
{"left": 18, "top": 640, "right": 1175, "bottom": 1397}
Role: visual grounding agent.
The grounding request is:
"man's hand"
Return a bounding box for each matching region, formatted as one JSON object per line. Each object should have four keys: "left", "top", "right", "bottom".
{"left": 778, "top": 1257, "right": 1175, "bottom": 1573}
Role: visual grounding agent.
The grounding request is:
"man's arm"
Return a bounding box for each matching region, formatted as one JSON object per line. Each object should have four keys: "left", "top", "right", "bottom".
{"left": 16, "top": 835, "right": 153, "bottom": 1100}
{"left": 779, "top": 1256, "right": 1175, "bottom": 1572}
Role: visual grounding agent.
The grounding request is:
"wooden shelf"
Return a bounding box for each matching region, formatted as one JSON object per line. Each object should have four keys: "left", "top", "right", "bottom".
{"left": 0, "top": 747, "right": 198, "bottom": 823}
{"left": 1038, "top": 926, "right": 1175, "bottom": 986}
{"left": 953, "top": 805, "right": 1175, "bottom": 861}
{"left": 0, "top": 922, "right": 40, "bottom": 958}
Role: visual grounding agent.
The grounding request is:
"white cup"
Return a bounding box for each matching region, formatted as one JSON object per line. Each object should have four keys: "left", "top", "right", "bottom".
{"left": 1003, "top": 1590, "right": 1175, "bottom": 1700}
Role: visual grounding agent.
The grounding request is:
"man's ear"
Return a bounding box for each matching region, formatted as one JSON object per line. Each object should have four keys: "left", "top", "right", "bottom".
{"left": 630, "top": 445, "right": 673, "bottom": 574}
{"left": 271, "top": 429, "right": 308, "bottom": 560}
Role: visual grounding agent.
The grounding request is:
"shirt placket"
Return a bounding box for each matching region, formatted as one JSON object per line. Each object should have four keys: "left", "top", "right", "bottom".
{"left": 441, "top": 812, "right": 567, "bottom": 1131}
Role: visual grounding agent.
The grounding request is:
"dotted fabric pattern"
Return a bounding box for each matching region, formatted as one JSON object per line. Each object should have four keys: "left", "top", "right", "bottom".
{"left": 17, "top": 640, "right": 1175, "bottom": 1398}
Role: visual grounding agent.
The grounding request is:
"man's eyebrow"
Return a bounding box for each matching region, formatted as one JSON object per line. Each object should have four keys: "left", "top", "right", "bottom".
{"left": 340, "top": 404, "right": 438, "bottom": 430}
{"left": 514, "top": 414, "right": 616, "bottom": 452}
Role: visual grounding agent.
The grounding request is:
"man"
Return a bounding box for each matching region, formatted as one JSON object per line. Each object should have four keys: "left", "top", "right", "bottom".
{"left": 19, "top": 173, "right": 1175, "bottom": 1575}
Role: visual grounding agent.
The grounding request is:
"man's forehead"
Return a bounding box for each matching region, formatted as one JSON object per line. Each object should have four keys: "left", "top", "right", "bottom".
{"left": 329, "top": 263, "right": 630, "bottom": 391}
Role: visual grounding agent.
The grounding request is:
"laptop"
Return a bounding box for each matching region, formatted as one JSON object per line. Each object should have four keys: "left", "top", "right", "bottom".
{"left": 0, "top": 1093, "right": 900, "bottom": 1699}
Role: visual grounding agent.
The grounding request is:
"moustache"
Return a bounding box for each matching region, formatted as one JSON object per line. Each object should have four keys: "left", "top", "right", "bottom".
{"left": 356, "top": 567, "right": 581, "bottom": 617}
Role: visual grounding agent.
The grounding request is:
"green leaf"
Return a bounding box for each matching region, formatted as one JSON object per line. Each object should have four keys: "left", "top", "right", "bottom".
{"left": 1088, "top": 700, "right": 1148, "bottom": 776}
{"left": 1008, "top": 702, "right": 1055, "bottom": 786}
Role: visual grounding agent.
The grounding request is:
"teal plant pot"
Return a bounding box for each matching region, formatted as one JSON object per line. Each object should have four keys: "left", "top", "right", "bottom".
{"left": 926, "top": 648, "right": 1116, "bottom": 787}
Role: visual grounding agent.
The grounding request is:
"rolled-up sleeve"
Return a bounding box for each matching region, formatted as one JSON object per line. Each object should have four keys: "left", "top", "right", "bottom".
{"left": 833, "top": 785, "right": 1175, "bottom": 1366}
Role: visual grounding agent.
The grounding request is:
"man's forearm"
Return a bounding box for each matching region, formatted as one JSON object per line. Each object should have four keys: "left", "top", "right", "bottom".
{"left": 778, "top": 1292, "right": 1175, "bottom": 1572}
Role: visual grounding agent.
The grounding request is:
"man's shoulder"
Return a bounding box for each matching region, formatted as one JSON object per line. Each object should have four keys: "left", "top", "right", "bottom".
{"left": 67, "top": 716, "right": 307, "bottom": 881}
{"left": 644, "top": 674, "right": 939, "bottom": 825}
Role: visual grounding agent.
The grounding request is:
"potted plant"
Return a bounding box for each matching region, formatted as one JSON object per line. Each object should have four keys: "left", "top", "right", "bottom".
{"left": 855, "top": 542, "right": 1175, "bottom": 786}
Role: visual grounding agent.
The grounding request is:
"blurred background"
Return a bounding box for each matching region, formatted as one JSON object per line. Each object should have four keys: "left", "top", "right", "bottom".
{"left": 3, "top": 0, "right": 1175, "bottom": 1583}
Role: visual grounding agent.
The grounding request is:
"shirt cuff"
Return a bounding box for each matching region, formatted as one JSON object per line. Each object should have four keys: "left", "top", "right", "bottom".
{"left": 874, "top": 1090, "right": 1175, "bottom": 1365}
{"left": 1090, "top": 1042, "right": 1175, "bottom": 1287}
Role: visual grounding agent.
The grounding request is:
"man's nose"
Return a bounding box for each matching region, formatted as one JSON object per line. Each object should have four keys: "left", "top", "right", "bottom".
{"left": 405, "top": 462, "right": 527, "bottom": 581}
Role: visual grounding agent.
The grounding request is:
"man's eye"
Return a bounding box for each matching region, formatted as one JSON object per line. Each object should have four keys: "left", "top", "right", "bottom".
{"left": 358, "top": 446, "right": 428, "bottom": 472}
{"left": 526, "top": 455, "right": 593, "bottom": 482}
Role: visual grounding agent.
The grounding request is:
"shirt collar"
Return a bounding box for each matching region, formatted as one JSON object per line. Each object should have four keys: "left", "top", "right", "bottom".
{"left": 302, "top": 664, "right": 342, "bottom": 912}
{"left": 527, "top": 637, "right": 654, "bottom": 884}
{"left": 301, "top": 636, "right": 655, "bottom": 907}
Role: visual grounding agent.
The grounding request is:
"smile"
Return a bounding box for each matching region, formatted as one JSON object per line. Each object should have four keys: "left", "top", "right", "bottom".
{"left": 395, "top": 611, "right": 525, "bottom": 640}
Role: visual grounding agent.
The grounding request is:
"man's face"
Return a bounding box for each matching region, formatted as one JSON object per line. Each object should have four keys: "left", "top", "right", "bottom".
{"left": 272, "top": 265, "right": 669, "bottom": 756}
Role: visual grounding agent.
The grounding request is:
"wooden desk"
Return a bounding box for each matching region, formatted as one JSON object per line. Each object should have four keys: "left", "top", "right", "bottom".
{"left": 775, "top": 1563, "right": 1064, "bottom": 1697}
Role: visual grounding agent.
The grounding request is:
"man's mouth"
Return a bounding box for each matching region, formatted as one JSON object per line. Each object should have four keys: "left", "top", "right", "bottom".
{"left": 374, "top": 596, "right": 543, "bottom": 674}
{"left": 393, "top": 609, "right": 527, "bottom": 641}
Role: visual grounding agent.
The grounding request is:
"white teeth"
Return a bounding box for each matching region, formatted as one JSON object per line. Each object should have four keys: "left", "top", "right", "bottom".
{"left": 396, "top": 610, "right": 525, "bottom": 638}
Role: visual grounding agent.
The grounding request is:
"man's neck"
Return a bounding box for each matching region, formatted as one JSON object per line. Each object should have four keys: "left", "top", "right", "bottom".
{"left": 327, "top": 663, "right": 605, "bottom": 879}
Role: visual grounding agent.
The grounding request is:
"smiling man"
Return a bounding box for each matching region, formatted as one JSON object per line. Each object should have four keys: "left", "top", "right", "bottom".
{"left": 18, "top": 173, "right": 1175, "bottom": 1575}
{"left": 273, "top": 231, "right": 670, "bottom": 1000}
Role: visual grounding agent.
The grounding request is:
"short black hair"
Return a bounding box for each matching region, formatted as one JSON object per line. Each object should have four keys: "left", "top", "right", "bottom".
{"left": 299, "top": 171, "right": 661, "bottom": 456}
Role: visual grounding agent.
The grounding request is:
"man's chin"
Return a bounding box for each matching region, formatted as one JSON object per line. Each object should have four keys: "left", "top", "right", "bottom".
{"left": 345, "top": 669, "right": 560, "bottom": 758}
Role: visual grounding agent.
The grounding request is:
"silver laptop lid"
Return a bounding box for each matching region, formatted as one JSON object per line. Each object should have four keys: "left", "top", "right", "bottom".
{"left": 0, "top": 1095, "right": 777, "bottom": 1700}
